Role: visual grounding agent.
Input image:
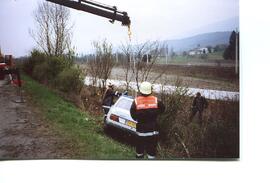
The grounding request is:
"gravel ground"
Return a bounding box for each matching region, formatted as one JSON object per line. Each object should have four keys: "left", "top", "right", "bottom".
{"left": 0, "top": 81, "right": 75, "bottom": 160}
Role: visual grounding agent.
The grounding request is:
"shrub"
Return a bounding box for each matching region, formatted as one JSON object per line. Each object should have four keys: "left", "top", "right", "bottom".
{"left": 55, "top": 67, "right": 84, "bottom": 94}
{"left": 157, "top": 86, "right": 190, "bottom": 141}
{"left": 157, "top": 86, "right": 192, "bottom": 158}
{"left": 32, "top": 56, "right": 68, "bottom": 83}
{"left": 157, "top": 86, "right": 239, "bottom": 158}
{"left": 32, "top": 61, "right": 50, "bottom": 83}
{"left": 26, "top": 49, "right": 75, "bottom": 84}
{"left": 23, "top": 49, "right": 46, "bottom": 76}
{"left": 202, "top": 100, "right": 239, "bottom": 158}
{"left": 46, "top": 56, "right": 71, "bottom": 80}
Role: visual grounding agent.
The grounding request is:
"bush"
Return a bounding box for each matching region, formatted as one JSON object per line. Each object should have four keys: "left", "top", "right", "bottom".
{"left": 157, "top": 87, "right": 239, "bottom": 158}
{"left": 32, "top": 61, "right": 50, "bottom": 83}
{"left": 46, "top": 56, "right": 71, "bottom": 79}
{"left": 25, "top": 48, "right": 75, "bottom": 84}
{"left": 157, "top": 87, "right": 190, "bottom": 141}
{"left": 23, "top": 49, "right": 46, "bottom": 76}
{"left": 202, "top": 100, "right": 239, "bottom": 158}
{"left": 31, "top": 56, "right": 69, "bottom": 83}
{"left": 55, "top": 67, "right": 84, "bottom": 94}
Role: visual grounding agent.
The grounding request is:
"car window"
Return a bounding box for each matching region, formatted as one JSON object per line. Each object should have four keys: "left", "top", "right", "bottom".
{"left": 115, "top": 98, "right": 133, "bottom": 110}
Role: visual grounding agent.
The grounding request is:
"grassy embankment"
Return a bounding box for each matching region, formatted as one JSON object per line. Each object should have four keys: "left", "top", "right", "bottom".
{"left": 22, "top": 74, "right": 134, "bottom": 159}
{"left": 21, "top": 74, "right": 239, "bottom": 159}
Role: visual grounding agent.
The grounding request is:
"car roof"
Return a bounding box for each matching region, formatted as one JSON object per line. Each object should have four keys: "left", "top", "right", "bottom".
{"left": 120, "top": 95, "right": 134, "bottom": 100}
{"left": 110, "top": 96, "right": 134, "bottom": 121}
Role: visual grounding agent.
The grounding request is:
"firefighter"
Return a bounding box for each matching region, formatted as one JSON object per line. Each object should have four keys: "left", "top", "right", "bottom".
{"left": 130, "top": 81, "right": 165, "bottom": 159}
{"left": 190, "top": 92, "right": 208, "bottom": 126}
{"left": 102, "top": 82, "right": 121, "bottom": 116}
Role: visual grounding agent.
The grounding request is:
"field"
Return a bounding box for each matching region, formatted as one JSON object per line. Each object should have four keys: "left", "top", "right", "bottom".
{"left": 81, "top": 51, "right": 239, "bottom": 92}
{"left": 109, "top": 64, "right": 239, "bottom": 92}
{"left": 157, "top": 51, "right": 235, "bottom": 66}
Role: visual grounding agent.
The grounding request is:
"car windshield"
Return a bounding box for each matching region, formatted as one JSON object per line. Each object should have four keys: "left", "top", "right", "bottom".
{"left": 115, "top": 97, "right": 133, "bottom": 110}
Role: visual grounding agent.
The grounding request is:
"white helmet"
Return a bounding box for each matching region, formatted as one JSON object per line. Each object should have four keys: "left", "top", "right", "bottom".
{"left": 139, "top": 81, "right": 152, "bottom": 95}
{"left": 108, "top": 82, "right": 114, "bottom": 88}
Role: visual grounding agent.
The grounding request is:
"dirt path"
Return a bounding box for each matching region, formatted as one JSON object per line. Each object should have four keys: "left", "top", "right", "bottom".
{"left": 0, "top": 82, "right": 75, "bottom": 159}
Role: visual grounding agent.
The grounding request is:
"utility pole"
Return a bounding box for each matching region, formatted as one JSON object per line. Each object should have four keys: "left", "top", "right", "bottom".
{"left": 116, "top": 52, "right": 118, "bottom": 63}
{"left": 235, "top": 28, "right": 239, "bottom": 74}
{"left": 133, "top": 52, "right": 135, "bottom": 72}
{"left": 165, "top": 51, "right": 168, "bottom": 65}
{"left": 132, "top": 51, "right": 137, "bottom": 98}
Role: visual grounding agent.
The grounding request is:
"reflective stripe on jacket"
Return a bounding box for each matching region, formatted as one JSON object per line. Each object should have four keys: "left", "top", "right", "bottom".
{"left": 135, "top": 96, "right": 158, "bottom": 110}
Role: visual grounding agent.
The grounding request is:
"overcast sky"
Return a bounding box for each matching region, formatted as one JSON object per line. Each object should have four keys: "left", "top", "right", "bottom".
{"left": 0, "top": 0, "right": 239, "bottom": 57}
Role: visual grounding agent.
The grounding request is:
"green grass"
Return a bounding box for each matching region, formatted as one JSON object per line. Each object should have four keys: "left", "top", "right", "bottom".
{"left": 157, "top": 55, "right": 191, "bottom": 64}
{"left": 22, "top": 75, "right": 134, "bottom": 159}
{"left": 207, "top": 51, "right": 224, "bottom": 60}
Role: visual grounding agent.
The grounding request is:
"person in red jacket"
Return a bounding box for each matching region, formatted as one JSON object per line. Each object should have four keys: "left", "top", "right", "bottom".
{"left": 130, "top": 81, "right": 165, "bottom": 159}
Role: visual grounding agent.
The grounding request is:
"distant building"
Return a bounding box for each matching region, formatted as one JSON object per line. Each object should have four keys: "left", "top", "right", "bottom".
{"left": 188, "top": 47, "right": 209, "bottom": 56}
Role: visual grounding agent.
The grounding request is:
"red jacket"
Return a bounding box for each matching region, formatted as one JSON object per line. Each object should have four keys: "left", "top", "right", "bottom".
{"left": 130, "top": 95, "right": 165, "bottom": 133}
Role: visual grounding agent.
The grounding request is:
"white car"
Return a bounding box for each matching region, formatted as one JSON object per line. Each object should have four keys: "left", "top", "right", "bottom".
{"left": 105, "top": 95, "right": 137, "bottom": 134}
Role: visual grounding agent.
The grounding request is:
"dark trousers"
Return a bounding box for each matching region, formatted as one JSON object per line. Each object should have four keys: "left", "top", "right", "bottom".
{"left": 102, "top": 107, "right": 110, "bottom": 122}
{"left": 136, "top": 135, "right": 158, "bottom": 158}
{"left": 103, "top": 107, "right": 110, "bottom": 115}
{"left": 190, "top": 109, "right": 203, "bottom": 125}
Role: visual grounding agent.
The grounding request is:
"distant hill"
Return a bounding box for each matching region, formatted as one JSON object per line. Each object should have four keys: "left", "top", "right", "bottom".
{"left": 196, "top": 17, "right": 239, "bottom": 34}
{"left": 165, "top": 31, "right": 232, "bottom": 52}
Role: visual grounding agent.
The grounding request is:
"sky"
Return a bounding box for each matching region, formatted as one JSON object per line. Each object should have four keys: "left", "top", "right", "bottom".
{"left": 0, "top": 0, "right": 239, "bottom": 57}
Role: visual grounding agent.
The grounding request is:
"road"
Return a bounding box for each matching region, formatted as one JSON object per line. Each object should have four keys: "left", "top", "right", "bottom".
{"left": 0, "top": 81, "right": 75, "bottom": 159}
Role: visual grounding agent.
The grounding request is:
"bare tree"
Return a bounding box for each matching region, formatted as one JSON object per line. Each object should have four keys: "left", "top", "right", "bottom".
{"left": 120, "top": 42, "right": 134, "bottom": 91}
{"left": 87, "top": 40, "right": 115, "bottom": 92}
{"left": 121, "top": 41, "right": 167, "bottom": 91}
{"left": 30, "top": 2, "right": 73, "bottom": 57}
{"left": 86, "top": 54, "right": 101, "bottom": 94}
